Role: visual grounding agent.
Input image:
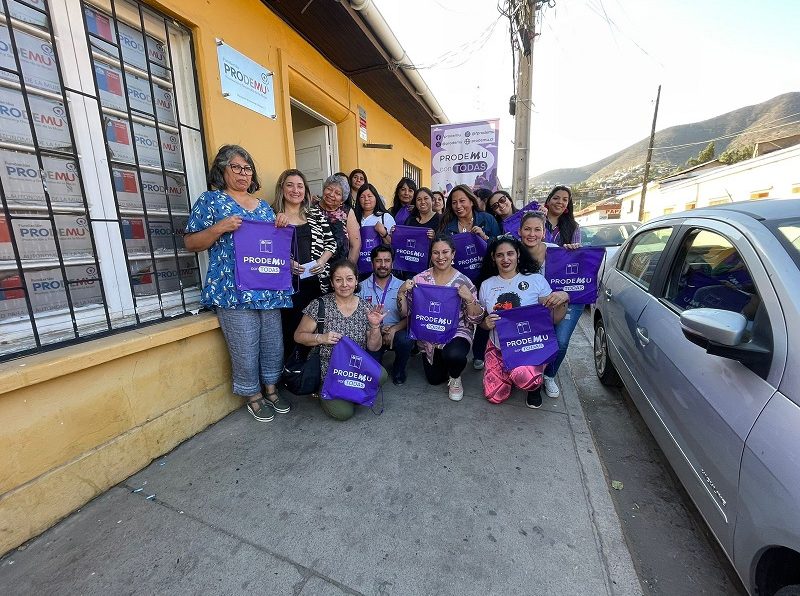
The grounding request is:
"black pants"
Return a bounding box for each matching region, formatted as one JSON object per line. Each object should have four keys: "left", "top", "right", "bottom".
{"left": 282, "top": 277, "right": 322, "bottom": 360}
{"left": 423, "top": 337, "right": 471, "bottom": 385}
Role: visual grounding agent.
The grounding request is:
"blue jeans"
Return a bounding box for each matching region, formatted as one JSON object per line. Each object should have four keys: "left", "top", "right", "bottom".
{"left": 545, "top": 303, "right": 583, "bottom": 377}
{"left": 217, "top": 308, "right": 284, "bottom": 396}
{"left": 367, "top": 328, "right": 415, "bottom": 381}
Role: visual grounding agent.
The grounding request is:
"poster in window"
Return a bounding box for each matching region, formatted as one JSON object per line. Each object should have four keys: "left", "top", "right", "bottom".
{"left": 10, "top": 0, "right": 48, "bottom": 29}
{"left": 84, "top": 5, "right": 115, "bottom": 44}
{"left": 0, "top": 27, "right": 19, "bottom": 85}
{"left": 94, "top": 62, "right": 126, "bottom": 111}
{"left": 165, "top": 173, "right": 188, "bottom": 211}
{"left": 0, "top": 269, "right": 27, "bottom": 320}
{"left": 130, "top": 259, "right": 157, "bottom": 296}
{"left": 10, "top": 215, "right": 91, "bottom": 260}
{"left": 15, "top": 29, "right": 61, "bottom": 93}
{"left": 0, "top": 87, "right": 33, "bottom": 146}
{"left": 104, "top": 115, "right": 135, "bottom": 163}
{"left": 122, "top": 217, "right": 150, "bottom": 254}
{"left": 117, "top": 22, "right": 147, "bottom": 70}
{"left": 29, "top": 96, "right": 72, "bottom": 151}
{"left": 112, "top": 167, "right": 141, "bottom": 210}
{"left": 0, "top": 150, "right": 44, "bottom": 206}
{"left": 125, "top": 71, "right": 154, "bottom": 115}
{"left": 0, "top": 215, "right": 14, "bottom": 261}
{"left": 133, "top": 121, "right": 161, "bottom": 167}
{"left": 160, "top": 130, "right": 183, "bottom": 171}
{"left": 153, "top": 83, "right": 176, "bottom": 126}
{"left": 42, "top": 156, "right": 82, "bottom": 206}
{"left": 148, "top": 218, "right": 175, "bottom": 253}
{"left": 146, "top": 35, "right": 170, "bottom": 79}
{"left": 140, "top": 170, "right": 167, "bottom": 211}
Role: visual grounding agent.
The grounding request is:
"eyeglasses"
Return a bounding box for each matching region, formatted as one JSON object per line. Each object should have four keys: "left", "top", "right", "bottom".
{"left": 228, "top": 163, "right": 254, "bottom": 175}
{"left": 489, "top": 195, "right": 508, "bottom": 211}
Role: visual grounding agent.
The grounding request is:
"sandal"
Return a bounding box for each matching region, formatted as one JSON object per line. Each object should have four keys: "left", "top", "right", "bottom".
{"left": 265, "top": 390, "right": 291, "bottom": 414}
{"left": 246, "top": 396, "right": 275, "bottom": 422}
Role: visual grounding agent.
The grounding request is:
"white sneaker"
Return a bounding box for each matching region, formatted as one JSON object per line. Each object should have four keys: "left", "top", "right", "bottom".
{"left": 472, "top": 358, "right": 485, "bottom": 371}
{"left": 543, "top": 375, "right": 560, "bottom": 398}
{"left": 448, "top": 376, "right": 464, "bottom": 401}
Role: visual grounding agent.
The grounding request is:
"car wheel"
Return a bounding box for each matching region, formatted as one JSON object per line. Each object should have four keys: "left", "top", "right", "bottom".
{"left": 594, "top": 317, "right": 622, "bottom": 387}
{"left": 775, "top": 585, "right": 800, "bottom": 596}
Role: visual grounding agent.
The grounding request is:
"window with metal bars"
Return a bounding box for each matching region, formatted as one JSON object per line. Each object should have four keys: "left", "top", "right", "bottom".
{"left": 0, "top": 0, "right": 206, "bottom": 361}
{"left": 402, "top": 159, "right": 420, "bottom": 187}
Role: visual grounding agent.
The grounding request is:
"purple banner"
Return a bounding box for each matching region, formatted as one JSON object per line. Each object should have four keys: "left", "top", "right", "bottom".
{"left": 502, "top": 201, "right": 540, "bottom": 239}
{"left": 408, "top": 283, "right": 460, "bottom": 344}
{"left": 544, "top": 247, "right": 605, "bottom": 304}
{"left": 431, "top": 119, "right": 499, "bottom": 194}
{"left": 233, "top": 220, "right": 294, "bottom": 291}
{"left": 358, "top": 225, "right": 381, "bottom": 275}
{"left": 452, "top": 232, "right": 487, "bottom": 281}
{"left": 322, "top": 336, "right": 382, "bottom": 407}
{"left": 495, "top": 304, "right": 557, "bottom": 368}
{"left": 391, "top": 225, "right": 430, "bottom": 273}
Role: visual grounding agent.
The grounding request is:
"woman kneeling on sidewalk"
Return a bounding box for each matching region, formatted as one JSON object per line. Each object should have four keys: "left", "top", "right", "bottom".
{"left": 294, "top": 259, "right": 388, "bottom": 421}
{"left": 477, "top": 236, "right": 568, "bottom": 408}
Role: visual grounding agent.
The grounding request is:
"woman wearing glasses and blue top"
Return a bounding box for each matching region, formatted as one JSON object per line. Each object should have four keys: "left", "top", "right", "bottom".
{"left": 184, "top": 145, "right": 292, "bottom": 423}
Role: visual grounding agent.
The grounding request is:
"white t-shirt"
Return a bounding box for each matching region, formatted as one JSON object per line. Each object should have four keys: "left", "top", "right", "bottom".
{"left": 479, "top": 272, "right": 553, "bottom": 345}
{"left": 361, "top": 212, "right": 396, "bottom": 231}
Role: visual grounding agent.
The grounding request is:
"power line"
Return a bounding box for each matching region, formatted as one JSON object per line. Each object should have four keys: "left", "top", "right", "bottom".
{"left": 652, "top": 113, "right": 800, "bottom": 151}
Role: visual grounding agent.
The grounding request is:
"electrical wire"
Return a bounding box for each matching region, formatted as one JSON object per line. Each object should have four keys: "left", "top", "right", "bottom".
{"left": 652, "top": 113, "right": 800, "bottom": 151}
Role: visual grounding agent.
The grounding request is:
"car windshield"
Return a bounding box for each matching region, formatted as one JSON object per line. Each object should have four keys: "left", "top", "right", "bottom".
{"left": 581, "top": 223, "right": 638, "bottom": 247}
{"left": 769, "top": 218, "right": 800, "bottom": 269}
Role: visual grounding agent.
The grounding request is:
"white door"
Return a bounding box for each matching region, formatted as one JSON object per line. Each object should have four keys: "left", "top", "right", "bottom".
{"left": 294, "top": 125, "right": 331, "bottom": 197}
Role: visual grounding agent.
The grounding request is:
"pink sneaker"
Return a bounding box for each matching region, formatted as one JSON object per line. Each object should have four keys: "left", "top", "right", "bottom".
{"left": 448, "top": 376, "right": 464, "bottom": 401}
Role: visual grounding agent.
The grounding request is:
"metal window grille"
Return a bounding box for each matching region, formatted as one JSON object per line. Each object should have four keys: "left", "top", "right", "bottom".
{"left": 0, "top": 0, "right": 206, "bottom": 361}
{"left": 402, "top": 159, "right": 420, "bottom": 187}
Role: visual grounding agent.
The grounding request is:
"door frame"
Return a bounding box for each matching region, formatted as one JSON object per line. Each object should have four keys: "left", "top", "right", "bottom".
{"left": 289, "top": 98, "right": 339, "bottom": 174}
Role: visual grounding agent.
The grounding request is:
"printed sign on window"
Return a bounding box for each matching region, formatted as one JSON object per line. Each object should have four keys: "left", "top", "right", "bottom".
{"left": 105, "top": 115, "right": 135, "bottom": 163}
{"left": 13, "top": 29, "right": 60, "bottom": 93}
{"left": 10, "top": 215, "right": 92, "bottom": 260}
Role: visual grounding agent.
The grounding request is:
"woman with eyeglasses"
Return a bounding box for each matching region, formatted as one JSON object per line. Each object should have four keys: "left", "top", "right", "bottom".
{"left": 184, "top": 145, "right": 292, "bottom": 422}
{"left": 273, "top": 169, "right": 338, "bottom": 360}
{"left": 487, "top": 190, "right": 517, "bottom": 227}
{"left": 518, "top": 210, "right": 577, "bottom": 400}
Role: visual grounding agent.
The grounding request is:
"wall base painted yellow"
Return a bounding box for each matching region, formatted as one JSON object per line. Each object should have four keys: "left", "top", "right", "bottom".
{"left": 0, "top": 314, "right": 235, "bottom": 556}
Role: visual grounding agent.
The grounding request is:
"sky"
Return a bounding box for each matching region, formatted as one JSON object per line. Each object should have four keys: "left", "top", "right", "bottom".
{"left": 373, "top": 0, "right": 800, "bottom": 182}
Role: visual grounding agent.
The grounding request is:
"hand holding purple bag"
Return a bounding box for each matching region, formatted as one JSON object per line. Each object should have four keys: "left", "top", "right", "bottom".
{"left": 495, "top": 304, "right": 558, "bottom": 368}
{"left": 358, "top": 226, "right": 381, "bottom": 274}
{"left": 452, "top": 232, "right": 487, "bottom": 281}
{"left": 544, "top": 247, "right": 605, "bottom": 304}
{"left": 233, "top": 220, "right": 295, "bottom": 291}
{"left": 322, "top": 336, "right": 382, "bottom": 408}
{"left": 391, "top": 225, "right": 430, "bottom": 273}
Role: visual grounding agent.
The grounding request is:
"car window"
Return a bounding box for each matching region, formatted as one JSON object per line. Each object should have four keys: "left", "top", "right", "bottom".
{"left": 665, "top": 229, "right": 760, "bottom": 321}
{"left": 582, "top": 225, "right": 626, "bottom": 247}
{"left": 619, "top": 227, "right": 673, "bottom": 289}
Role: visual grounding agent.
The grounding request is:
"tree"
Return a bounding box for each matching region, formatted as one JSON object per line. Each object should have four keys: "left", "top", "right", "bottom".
{"left": 686, "top": 141, "right": 716, "bottom": 167}
{"left": 719, "top": 145, "right": 754, "bottom": 165}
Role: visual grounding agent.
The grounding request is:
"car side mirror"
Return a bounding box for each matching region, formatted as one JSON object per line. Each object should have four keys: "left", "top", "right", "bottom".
{"left": 680, "top": 308, "right": 771, "bottom": 371}
{"left": 680, "top": 308, "right": 746, "bottom": 347}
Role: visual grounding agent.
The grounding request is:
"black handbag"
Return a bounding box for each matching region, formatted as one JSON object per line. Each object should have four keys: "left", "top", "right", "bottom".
{"left": 282, "top": 298, "right": 325, "bottom": 395}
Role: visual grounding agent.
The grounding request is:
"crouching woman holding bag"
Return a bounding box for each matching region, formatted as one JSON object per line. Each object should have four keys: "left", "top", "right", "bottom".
{"left": 294, "top": 259, "right": 388, "bottom": 421}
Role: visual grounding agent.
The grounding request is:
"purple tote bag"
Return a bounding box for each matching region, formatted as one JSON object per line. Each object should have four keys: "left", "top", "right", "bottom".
{"left": 321, "top": 336, "right": 382, "bottom": 407}
{"left": 358, "top": 225, "right": 381, "bottom": 275}
{"left": 233, "top": 220, "right": 294, "bottom": 291}
{"left": 495, "top": 304, "right": 558, "bottom": 368}
{"left": 391, "top": 225, "right": 430, "bottom": 273}
{"left": 452, "top": 232, "right": 487, "bottom": 281}
{"left": 408, "top": 283, "right": 461, "bottom": 344}
{"left": 544, "top": 247, "right": 605, "bottom": 304}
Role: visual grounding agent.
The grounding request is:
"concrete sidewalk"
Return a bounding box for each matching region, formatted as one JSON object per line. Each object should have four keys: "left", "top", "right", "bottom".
{"left": 0, "top": 343, "right": 640, "bottom": 595}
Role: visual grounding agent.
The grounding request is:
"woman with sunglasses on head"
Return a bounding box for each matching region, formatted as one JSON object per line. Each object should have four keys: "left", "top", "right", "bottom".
{"left": 518, "top": 210, "right": 577, "bottom": 400}
{"left": 273, "top": 169, "right": 338, "bottom": 360}
{"left": 397, "top": 235, "right": 485, "bottom": 401}
{"left": 487, "top": 190, "right": 518, "bottom": 227}
{"left": 477, "top": 235, "right": 566, "bottom": 408}
{"left": 184, "top": 145, "right": 292, "bottom": 422}
{"left": 390, "top": 177, "right": 417, "bottom": 226}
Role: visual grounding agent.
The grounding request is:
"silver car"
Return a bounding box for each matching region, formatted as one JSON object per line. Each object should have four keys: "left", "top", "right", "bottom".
{"left": 592, "top": 199, "right": 800, "bottom": 596}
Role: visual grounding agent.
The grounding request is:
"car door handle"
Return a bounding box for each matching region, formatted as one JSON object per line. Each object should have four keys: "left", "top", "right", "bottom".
{"left": 604, "top": 289, "right": 613, "bottom": 299}
{"left": 636, "top": 326, "right": 649, "bottom": 345}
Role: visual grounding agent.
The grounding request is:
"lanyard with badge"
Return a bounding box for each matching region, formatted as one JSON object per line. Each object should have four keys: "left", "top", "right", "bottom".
{"left": 371, "top": 275, "right": 390, "bottom": 307}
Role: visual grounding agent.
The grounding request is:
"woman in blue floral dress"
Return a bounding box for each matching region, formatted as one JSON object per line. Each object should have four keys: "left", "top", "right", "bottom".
{"left": 185, "top": 145, "right": 292, "bottom": 422}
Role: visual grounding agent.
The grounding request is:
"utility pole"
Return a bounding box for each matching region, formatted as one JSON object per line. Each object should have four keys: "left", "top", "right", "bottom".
{"left": 638, "top": 84, "right": 661, "bottom": 222}
{"left": 511, "top": 0, "right": 535, "bottom": 207}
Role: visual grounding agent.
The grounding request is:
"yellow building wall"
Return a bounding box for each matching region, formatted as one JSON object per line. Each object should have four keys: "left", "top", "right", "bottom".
{"left": 154, "top": 0, "right": 430, "bottom": 203}
{"left": 0, "top": 0, "right": 432, "bottom": 555}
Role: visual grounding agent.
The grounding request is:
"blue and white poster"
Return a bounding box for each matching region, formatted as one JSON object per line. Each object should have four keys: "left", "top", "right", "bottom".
{"left": 216, "top": 40, "right": 275, "bottom": 119}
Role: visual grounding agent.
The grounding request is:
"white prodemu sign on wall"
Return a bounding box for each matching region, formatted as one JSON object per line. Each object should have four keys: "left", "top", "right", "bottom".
{"left": 216, "top": 40, "right": 275, "bottom": 119}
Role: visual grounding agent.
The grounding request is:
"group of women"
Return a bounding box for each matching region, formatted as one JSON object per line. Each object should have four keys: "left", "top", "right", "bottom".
{"left": 185, "top": 144, "right": 582, "bottom": 421}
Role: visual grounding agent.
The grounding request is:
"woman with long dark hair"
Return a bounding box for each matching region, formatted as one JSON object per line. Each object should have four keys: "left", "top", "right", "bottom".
{"left": 543, "top": 185, "right": 580, "bottom": 247}
{"left": 518, "top": 210, "right": 578, "bottom": 401}
{"left": 405, "top": 187, "right": 441, "bottom": 239}
{"left": 348, "top": 168, "right": 367, "bottom": 208}
{"left": 390, "top": 177, "right": 417, "bottom": 226}
{"left": 354, "top": 183, "right": 395, "bottom": 246}
{"left": 487, "top": 189, "right": 517, "bottom": 227}
{"left": 477, "top": 235, "right": 565, "bottom": 408}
